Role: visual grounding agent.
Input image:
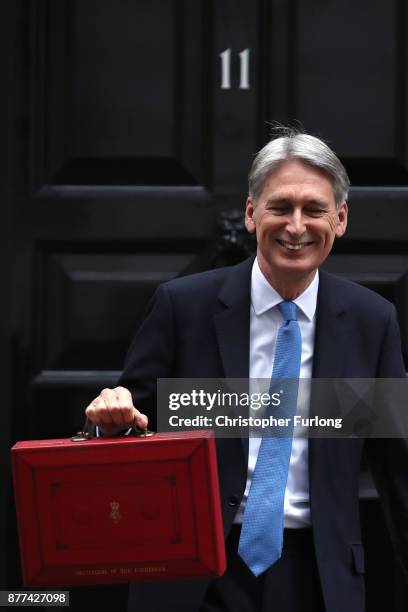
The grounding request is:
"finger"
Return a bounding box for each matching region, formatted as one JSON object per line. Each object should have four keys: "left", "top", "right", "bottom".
{"left": 100, "top": 388, "right": 121, "bottom": 409}
{"left": 113, "top": 387, "right": 148, "bottom": 429}
{"left": 86, "top": 396, "right": 113, "bottom": 425}
{"left": 114, "top": 386, "right": 134, "bottom": 406}
{"left": 113, "top": 387, "right": 136, "bottom": 423}
{"left": 99, "top": 388, "right": 127, "bottom": 426}
{"left": 132, "top": 408, "right": 149, "bottom": 430}
{"left": 85, "top": 403, "right": 97, "bottom": 422}
{"left": 87, "top": 388, "right": 149, "bottom": 430}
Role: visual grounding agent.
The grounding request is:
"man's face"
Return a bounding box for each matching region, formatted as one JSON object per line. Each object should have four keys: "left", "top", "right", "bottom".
{"left": 245, "top": 159, "right": 348, "bottom": 293}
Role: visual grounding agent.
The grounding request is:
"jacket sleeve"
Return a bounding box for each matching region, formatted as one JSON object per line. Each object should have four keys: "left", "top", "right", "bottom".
{"left": 364, "top": 304, "right": 408, "bottom": 575}
{"left": 116, "top": 283, "right": 176, "bottom": 432}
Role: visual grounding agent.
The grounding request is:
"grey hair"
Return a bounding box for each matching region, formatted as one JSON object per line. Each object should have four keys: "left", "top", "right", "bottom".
{"left": 248, "top": 129, "right": 350, "bottom": 208}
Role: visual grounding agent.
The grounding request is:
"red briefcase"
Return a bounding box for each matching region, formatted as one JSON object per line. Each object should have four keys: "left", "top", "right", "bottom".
{"left": 11, "top": 430, "right": 226, "bottom": 587}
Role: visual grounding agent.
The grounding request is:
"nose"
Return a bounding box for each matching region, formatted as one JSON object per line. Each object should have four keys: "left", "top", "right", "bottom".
{"left": 286, "top": 209, "right": 306, "bottom": 236}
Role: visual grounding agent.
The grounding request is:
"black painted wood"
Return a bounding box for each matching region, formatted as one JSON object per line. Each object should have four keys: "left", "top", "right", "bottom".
{"left": 0, "top": 0, "right": 17, "bottom": 590}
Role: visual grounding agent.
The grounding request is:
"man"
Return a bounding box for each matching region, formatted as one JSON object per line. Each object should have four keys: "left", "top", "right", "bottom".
{"left": 85, "top": 130, "right": 407, "bottom": 612}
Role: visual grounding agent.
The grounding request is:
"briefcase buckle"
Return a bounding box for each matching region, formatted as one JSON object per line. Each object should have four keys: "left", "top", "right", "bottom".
{"left": 71, "top": 431, "right": 91, "bottom": 442}
{"left": 132, "top": 428, "right": 154, "bottom": 438}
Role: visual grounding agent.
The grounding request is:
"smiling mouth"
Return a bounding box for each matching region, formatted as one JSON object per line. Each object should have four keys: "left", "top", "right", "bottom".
{"left": 277, "top": 239, "right": 313, "bottom": 251}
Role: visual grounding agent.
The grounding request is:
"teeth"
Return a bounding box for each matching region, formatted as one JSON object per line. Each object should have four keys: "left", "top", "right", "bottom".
{"left": 279, "top": 240, "right": 309, "bottom": 250}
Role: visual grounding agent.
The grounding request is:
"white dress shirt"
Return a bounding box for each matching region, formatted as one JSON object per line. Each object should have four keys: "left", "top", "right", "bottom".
{"left": 234, "top": 257, "right": 319, "bottom": 528}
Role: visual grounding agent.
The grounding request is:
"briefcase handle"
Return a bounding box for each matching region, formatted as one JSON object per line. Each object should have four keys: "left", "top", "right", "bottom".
{"left": 72, "top": 418, "right": 154, "bottom": 442}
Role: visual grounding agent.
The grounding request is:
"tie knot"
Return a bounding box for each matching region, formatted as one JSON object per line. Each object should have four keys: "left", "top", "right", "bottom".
{"left": 278, "top": 301, "right": 297, "bottom": 322}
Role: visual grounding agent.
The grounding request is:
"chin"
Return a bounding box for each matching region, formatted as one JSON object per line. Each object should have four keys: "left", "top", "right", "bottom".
{"left": 272, "top": 260, "right": 317, "bottom": 279}
{"left": 272, "top": 256, "right": 314, "bottom": 270}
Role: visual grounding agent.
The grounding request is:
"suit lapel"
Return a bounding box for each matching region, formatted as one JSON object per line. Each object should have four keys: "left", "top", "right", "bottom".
{"left": 312, "top": 270, "right": 348, "bottom": 379}
{"left": 213, "top": 257, "right": 253, "bottom": 379}
{"left": 309, "top": 270, "right": 349, "bottom": 501}
{"left": 214, "top": 257, "right": 253, "bottom": 458}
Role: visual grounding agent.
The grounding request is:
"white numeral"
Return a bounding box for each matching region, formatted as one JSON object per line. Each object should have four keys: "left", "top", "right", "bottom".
{"left": 239, "top": 49, "right": 250, "bottom": 89}
{"left": 220, "top": 48, "right": 250, "bottom": 90}
{"left": 220, "top": 48, "right": 231, "bottom": 89}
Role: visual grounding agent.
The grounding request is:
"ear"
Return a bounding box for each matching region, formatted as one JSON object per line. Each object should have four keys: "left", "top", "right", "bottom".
{"left": 245, "top": 196, "right": 256, "bottom": 234}
{"left": 335, "top": 202, "right": 348, "bottom": 238}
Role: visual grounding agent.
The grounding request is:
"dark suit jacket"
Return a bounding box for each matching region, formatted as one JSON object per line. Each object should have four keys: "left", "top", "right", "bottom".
{"left": 117, "top": 256, "right": 407, "bottom": 612}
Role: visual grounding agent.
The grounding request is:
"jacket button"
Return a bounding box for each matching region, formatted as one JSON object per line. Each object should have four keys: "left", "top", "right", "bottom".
{"left": 228, "top": 495, "right": 239, "bottom": 507}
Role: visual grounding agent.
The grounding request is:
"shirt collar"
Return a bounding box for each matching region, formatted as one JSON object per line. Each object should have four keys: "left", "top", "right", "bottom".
{"left": 251, "top": 257, "right": 319, "bottom": 321}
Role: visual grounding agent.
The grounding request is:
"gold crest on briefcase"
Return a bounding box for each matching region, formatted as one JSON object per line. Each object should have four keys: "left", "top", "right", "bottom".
{"left": 109, "top": 501, "right": 122, "bottom": 524}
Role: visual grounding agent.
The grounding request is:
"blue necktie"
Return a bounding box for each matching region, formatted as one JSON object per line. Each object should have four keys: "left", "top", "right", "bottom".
{"left": 238, "top": 301, "right": 302, "bottom": 576}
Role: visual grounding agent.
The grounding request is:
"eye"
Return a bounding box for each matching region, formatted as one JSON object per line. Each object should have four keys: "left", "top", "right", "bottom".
{"left": 267, "top": 205, "right": 289, "bottom": 215}
{"left": 305, "top": 208, "right": 325, "bottom": 217}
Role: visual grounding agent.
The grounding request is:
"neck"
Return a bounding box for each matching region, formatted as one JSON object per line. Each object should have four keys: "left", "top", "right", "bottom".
{"left": 257, "top": 258, "right": 316, "bottom": 300}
